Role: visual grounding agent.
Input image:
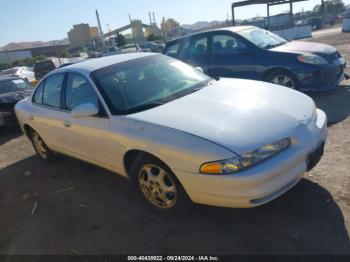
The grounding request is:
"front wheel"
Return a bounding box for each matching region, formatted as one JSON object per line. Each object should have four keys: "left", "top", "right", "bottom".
{"left": 130, "top": 155, "right": 192, "bottom": 214}
{"left": 265, "top": 70, "right": 298, "bottom": 89}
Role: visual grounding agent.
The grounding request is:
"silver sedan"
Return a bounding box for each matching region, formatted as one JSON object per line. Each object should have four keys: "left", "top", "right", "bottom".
{"left": 15, "top": 53, "right": 327, "bottom": 213}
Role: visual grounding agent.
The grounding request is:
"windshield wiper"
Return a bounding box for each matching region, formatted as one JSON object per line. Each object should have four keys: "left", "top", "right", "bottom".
{"left": 264, "top": 42, "right": 286, "bottom": 49}
{"left": 126, "top": 101, "right": 165, "bottom": 114}
{"left": 192, "top": 87, "right": 203, "bottom": 93}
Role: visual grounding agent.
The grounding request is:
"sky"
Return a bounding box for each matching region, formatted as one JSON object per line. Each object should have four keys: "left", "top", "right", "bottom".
{"left": 1, "top": 0, "right": 350, "bottom": 47}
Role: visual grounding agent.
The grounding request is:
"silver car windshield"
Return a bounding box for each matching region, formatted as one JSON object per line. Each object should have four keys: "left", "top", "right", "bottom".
{"left": 238, "top": 27, "right": 287, "bottom": 49}
{"left": 92, "top": 55, "right": 211, "bottom": 115}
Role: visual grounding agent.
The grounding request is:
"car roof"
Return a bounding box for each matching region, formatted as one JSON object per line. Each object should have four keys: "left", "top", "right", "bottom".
{"left": 166, "top": 26, "right": 254, "bottom": 44}
{"left": 55, "top": 52, "right": 155, "bottom": 73}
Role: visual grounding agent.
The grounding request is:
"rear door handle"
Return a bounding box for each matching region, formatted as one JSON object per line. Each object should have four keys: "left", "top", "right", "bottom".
{"left": 63, "top": 120, "right": 71, "bottom": 128}
{"left": 28, "top": 114, "right": 34, "bottom": 120}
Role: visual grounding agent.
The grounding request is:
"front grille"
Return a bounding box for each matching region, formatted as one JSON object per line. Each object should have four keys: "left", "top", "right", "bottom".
{"left": 316, "top": 66, "right": 344, "bottom": 84}
{"left": 329, "top": 51, "right": 341, "bottom": 61}
{"left": 317, "top": 51, "right": 341, "bottom": 63}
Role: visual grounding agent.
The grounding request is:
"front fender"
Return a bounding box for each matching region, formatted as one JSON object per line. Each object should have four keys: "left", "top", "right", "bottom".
{"left": 109, "top": 116, "right": 237, "bottom": 175}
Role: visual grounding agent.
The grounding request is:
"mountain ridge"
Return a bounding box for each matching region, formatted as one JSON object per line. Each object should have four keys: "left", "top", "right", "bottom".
{"left": 0, "top": 39, "right": 69, "bottom": 51}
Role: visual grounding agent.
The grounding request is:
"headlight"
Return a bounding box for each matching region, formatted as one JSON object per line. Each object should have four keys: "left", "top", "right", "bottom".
{"left": 297, "top": 54, "right": 328, "bottom": 65}
{"left": 200, "top": 138, "right": 291, "bottom": 175}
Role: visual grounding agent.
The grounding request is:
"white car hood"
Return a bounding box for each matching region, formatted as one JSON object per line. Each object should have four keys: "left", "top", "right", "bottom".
{"left": 128, "top": 78, "right": 315, "bottom": 155}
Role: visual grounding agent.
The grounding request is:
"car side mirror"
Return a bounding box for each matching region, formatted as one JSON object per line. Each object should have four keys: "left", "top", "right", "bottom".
{"left": 195, "top": 67, "right": 204, "bottom": 72}
{"left": 71, "top": 103, "right": 99, "bottom": 118}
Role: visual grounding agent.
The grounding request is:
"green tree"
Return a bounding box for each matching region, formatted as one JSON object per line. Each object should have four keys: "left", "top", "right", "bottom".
{"left": 161, "top": 18, "right": 181, "bottom": 38}
{"left": 12, "top": 60, "right": 27, "bottom": 67}
{"left": 147, "top": 34, "right": 156, "bottom": 41}
{"left": 0, "top": 63, "right": 11, "bottom": 70}
{"left": 0, "top": 55, "right": 47, "bottom": 70}
{"left": 147, "top": 34, "right": 162, "bottom": 41}
{"left": 60, "top": 50, "right": 70, "bottom": 58}
{"left": 115, "top": 33, "right": 126, "bottom": 47}
{"left": 313, "top": 0, "right": 345, "bottom": 16}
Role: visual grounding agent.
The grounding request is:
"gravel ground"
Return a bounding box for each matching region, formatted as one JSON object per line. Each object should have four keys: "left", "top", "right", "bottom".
{"left": 0, "top": 30, "right": 350, "bottom": 255}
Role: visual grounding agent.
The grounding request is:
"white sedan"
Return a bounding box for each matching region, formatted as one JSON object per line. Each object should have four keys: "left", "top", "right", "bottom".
{"left": 15, "top": 53, "right": 327, "bottom": 213}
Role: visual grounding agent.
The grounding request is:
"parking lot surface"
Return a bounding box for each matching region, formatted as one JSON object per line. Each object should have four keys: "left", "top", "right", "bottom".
{"left": 1, "top": 30, "right": 350, "bottom": 255}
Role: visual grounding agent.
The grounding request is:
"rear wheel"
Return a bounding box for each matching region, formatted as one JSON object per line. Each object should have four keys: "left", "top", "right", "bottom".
{"left": 265, "top": 70, "right": 298, "bottom": 89}
{"left": 30, "top": 130, "right": 56, "bottom": 162}
{"left": 130, "top": 155, "right": 192, "bottom": 214}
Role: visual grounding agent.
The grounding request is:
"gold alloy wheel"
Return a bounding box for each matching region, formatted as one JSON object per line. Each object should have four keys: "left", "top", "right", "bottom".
{"left": 138, "top": 164, "right": 177, "bottom": 209}
{"left": 32, "top": 132, "right": 47, "bottom": 159}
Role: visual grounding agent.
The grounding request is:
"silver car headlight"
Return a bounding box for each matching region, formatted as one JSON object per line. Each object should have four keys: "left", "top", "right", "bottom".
{"left": 200, "top": 138, "right": 291, "bottom": 175}
{"left": 297, "top": 54, "right": 328, "bottom": 65}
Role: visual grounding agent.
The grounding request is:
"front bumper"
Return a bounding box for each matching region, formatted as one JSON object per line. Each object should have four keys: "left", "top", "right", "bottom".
{"left": 174, "top": 109, "right": 328, "bottom": 208}
{"left": 297, "top": 61, "right": 347, "bottom": 91}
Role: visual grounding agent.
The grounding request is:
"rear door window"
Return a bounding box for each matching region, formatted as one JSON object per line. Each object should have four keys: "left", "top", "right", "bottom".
{"left": 33, "top": 81, "right": 45, "bottom": 104}
{"left": 184, "top": 37, "right": 208, "bottom": 56}
{"left": 42, "top": 74, "right": 65, "bottom": 109}
{"left": 212, "top": 34, "right": 248, "bottom": 55}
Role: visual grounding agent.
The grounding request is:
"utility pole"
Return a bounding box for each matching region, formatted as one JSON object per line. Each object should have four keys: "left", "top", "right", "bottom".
{"left": 320, "top": 0, "right": 324, "bottom": 19}
{"left": 129, "top": 15, "right": 136, "bottom": 44}
{"left": 162, "top": 17, "right": 167, "bottom": 41}
{"left": 232, "top": 5, "right": 235, "bottom": 26}
{"left": 96, "top": 9, "right": 105, "bottom": 48}
{"left": 289, "top": 0, "right": 294, "bottom": 26}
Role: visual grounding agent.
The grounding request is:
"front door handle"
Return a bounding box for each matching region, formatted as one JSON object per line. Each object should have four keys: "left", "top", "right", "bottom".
{"left": 63, "top": 120, "right": 71, "bottom": 128}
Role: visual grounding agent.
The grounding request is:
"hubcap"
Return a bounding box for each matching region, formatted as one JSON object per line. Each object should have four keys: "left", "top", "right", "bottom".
{"left": 32, "top": 133, "right": 47, "bottom": 159}
{"left": 270, "top": 75, "right": 295, "bottom": 88}
{"left": 138, "top": 164, "right": 177, "bottom": 209}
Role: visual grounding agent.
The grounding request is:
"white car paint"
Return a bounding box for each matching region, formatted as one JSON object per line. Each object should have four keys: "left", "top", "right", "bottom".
{"left": 15, "top": 53, "right": 327, "bottom": 208}
{"left": 0, "top": 66, "right": 35, "bottom": 82}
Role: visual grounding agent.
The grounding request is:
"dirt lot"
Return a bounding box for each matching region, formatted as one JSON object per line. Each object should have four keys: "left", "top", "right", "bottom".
{"left": 1, "top": 30, "right": 350, "bottom": 255}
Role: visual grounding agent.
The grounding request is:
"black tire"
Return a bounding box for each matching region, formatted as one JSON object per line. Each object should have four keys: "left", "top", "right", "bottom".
{"left": 29, "top": 129, "right": 56, "bottom": 162}
{"left": 129, "top": 154, "right": 192, "bottom": 215}
{"left": 265, "top": 69, "right": 298, "bottom": 89}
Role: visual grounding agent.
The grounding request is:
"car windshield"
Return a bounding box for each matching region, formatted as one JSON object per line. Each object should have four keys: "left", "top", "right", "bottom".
{"left": 0, "top": 79, "right": 33, "bottom": 94}
{"left": 0, "top": 68, "right": 18, "bottom": 76}
{"left": 92, "top": 55, "right": 212, "bottom": 115}
{"left": 238, "top": 27, "right": 287, "bottom": 49}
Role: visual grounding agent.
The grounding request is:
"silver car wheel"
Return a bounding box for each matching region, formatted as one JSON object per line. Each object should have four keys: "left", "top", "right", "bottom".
{"left": 32, "top": 132, "right": 47, "bottom": 159}
{"left": 270, "top": 75, "right": 295, "bottom": 88}
{"left": 138, "top": 164, "right": 177, "bottom": 209}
